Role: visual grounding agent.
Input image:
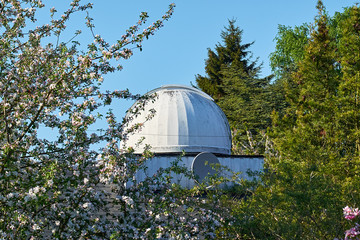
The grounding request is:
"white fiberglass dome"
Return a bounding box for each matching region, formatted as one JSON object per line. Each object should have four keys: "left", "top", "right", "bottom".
{"left": 122, "top": 85, "right": 232, "bottom": 155}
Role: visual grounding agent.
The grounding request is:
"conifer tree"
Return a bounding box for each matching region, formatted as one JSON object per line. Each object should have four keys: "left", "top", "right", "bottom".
{"left": 217, "top": 65, "right": 272, "bottom": 154}
{"left": 195, "top": 19, "right": 260, "bottom": 101}
{"left": 196, "top": 20, "right": 279, "bottom": 154}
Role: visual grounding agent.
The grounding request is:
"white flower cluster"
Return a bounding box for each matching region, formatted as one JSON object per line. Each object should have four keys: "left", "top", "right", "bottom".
{"left": 24, "top": 186, "right": 46, "bottom": 202}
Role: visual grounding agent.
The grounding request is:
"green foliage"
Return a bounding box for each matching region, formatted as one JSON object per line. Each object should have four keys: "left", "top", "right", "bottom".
{"left": 230, "top": 2, "right": 360, "bottom": 239}
{"left": 217, "top": 66, "right": 272, "bottom": 154}
{"left": 270, "top": 24, "right": 310, "bottom": 79}
{"left": 195, "top": 19, "right": 260, "bottom": 101}
{"left": 196, "top": 19, "right": 285, "bottom": 154}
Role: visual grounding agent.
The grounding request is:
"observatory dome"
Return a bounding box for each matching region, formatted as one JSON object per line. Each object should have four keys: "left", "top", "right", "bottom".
{"left": 122, "top": 85, "right": 232, "bottom": 155}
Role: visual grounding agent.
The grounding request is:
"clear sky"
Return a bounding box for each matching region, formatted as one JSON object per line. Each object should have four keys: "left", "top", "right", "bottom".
{"left": 42, "top": 0, "right": 359, "bottom": 117}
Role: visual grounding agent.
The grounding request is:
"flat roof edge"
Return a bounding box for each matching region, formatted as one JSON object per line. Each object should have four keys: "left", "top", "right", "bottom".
{"left": 132, "top": 152, "right": 263, "bottom": 158}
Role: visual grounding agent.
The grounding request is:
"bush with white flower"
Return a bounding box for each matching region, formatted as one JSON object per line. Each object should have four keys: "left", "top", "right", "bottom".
{"left": 0, "top": 1, "right": 237, "bottom": 239}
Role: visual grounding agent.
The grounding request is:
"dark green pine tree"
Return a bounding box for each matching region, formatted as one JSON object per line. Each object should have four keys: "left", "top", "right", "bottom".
{"left": 196, "top": 20, "right": 279, "bottom": 154}
{"left": 195, "top": 19, "right": 260, "bottom": 101}
{"left": 217, "top": 65, "right": 272, "bottom": 154}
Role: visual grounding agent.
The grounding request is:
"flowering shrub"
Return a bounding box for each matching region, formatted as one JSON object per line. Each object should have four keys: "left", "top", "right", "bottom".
{"left": 0, "top": 1, "right": 236, "bottom": 239}
{"left": 343, "top": 206, "right": 360, "bottom": 240}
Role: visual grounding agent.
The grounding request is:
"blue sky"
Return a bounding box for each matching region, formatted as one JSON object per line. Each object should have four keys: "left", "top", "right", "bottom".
{"left": 43, "top": 0, "right": 359, "bottom": 117}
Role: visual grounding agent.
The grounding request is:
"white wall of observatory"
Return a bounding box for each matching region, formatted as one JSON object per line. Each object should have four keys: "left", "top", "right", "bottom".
{"left": 131, "top": 155, "right": 264, "bottom": 188}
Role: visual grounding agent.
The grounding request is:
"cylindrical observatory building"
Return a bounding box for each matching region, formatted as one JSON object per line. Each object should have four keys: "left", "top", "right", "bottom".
{"left": 121, "top": 85, "right": 263, "bottom": 188}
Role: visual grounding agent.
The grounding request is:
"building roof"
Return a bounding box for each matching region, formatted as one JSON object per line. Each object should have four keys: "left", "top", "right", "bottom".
{"left": 121, "top": 85, "right": 232, "bottom": 155}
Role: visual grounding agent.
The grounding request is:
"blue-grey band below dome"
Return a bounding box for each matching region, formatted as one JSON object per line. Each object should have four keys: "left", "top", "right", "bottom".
{"left": 133, "top": 145, "right": 231, "bottom": 155}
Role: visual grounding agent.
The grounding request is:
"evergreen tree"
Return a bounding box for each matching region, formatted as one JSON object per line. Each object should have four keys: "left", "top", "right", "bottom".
{"left": 217, "top": 65, "right": 272, "bottom": 154}
{"left": 196, "top": 20, "right": 281, "bottom": 154}
{"left": 195, "top": 19, "right": 260, "bottom": 101}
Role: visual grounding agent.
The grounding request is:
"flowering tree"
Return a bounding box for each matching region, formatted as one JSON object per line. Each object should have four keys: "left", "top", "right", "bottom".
{"left": 0, "top": 1, "right": 235, "bottom": 239}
